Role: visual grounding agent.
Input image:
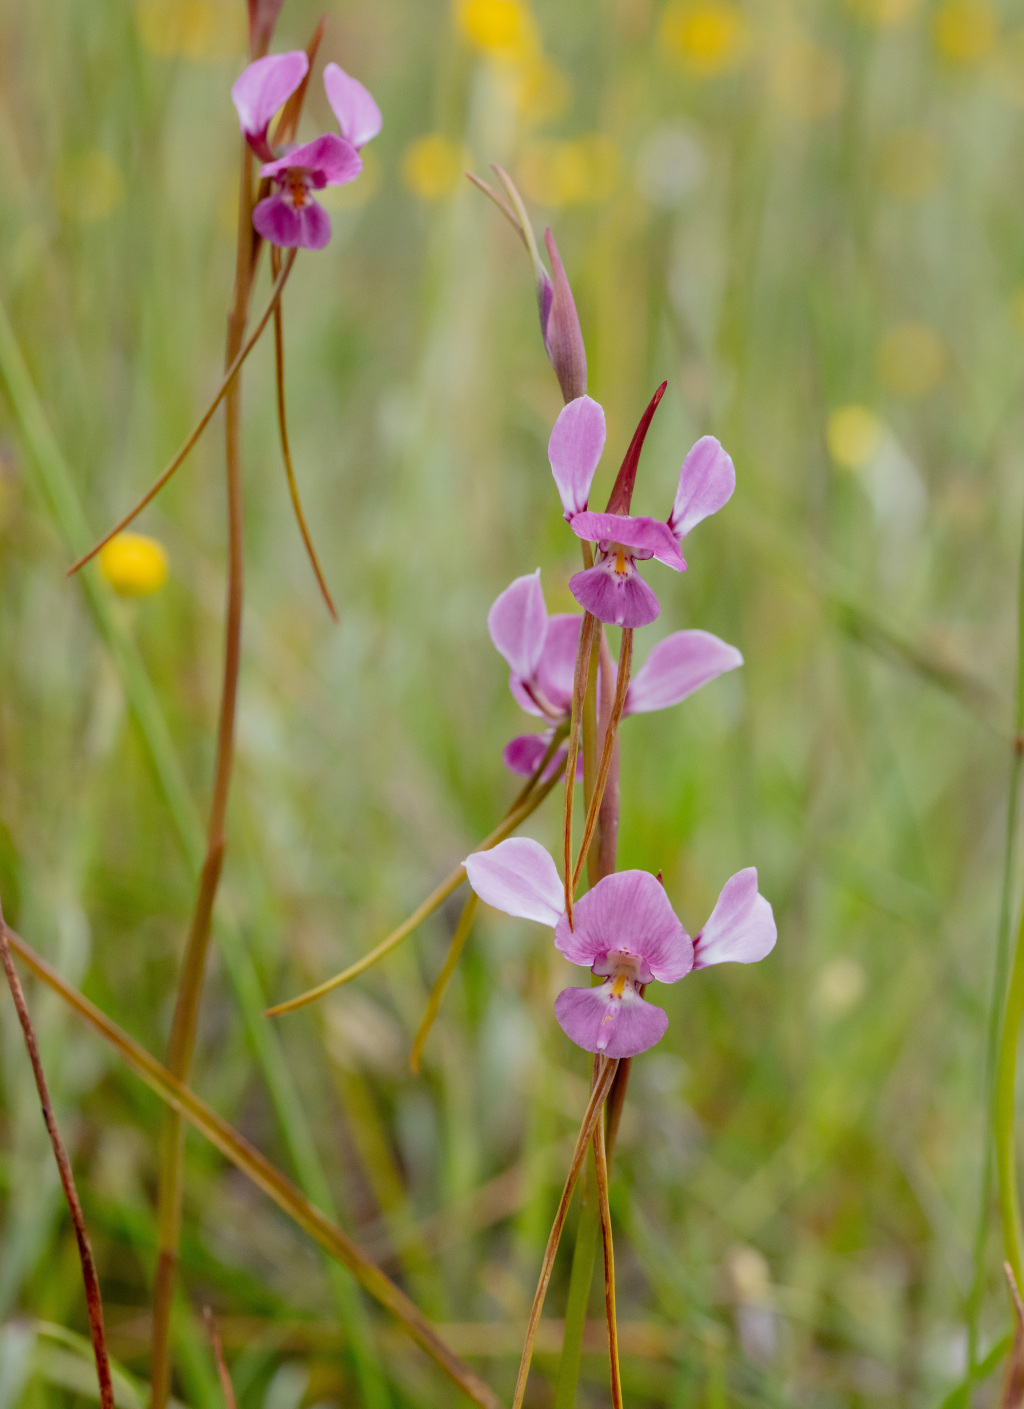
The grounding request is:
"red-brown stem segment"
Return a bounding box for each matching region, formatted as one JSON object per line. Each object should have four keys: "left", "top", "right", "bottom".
{"left": 408, "top": 893, "right": 478, "bottom": 1074}
{"left": 562, "top": 612, "right": 598, "bottom": 926}
{"left": 267, "top": 734, "right": 568, "bottom": 1016}
{"left": 0, "top": 903, "right": 115, "bottom": 1409}
{"left": 572, "top": 628, "right": 633, "bottom": 894}
{"left": 593, "top": 1115, "right": 622, "bottom": 1409}
{"left": 270, "top": 247, "right": 338, "bottom": 620}
{"left": 66, "top": 250, "right": 297, "bottom": 578}
{"left": 203, "top": 1308, "right": 238, "bottom": 1409}
{"left": 511, "top": 1057, "right": 618, "bottom": 1409}
{"left": 2, "top": 926, "right": 502, "bottom": 1409}
{"left": 150, "top": 132, "right": 258, "bottom": 1409}
{"left": 603, "top": 1056, "right": 632, "bottom": 1162}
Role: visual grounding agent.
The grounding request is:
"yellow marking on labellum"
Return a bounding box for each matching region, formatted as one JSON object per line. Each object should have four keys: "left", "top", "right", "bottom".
{"left": 614, "top": 548, "right": 627, "bottom": 574}
{"left": 610, "top": 972, "right": 628, "bottom": 998}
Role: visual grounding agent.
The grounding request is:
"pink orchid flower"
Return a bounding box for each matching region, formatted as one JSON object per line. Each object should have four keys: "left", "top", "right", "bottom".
{"left": 231, "top": 53, "right": 381, "bottom": 250}
{"left": 548, "top": 395, "right": 736, "bottom": 629}
{"left": 488, "top": 570, "right": 743, "bottom": 778}
{"left": 465, "top": 838, "right": 776, "bottom": 1059}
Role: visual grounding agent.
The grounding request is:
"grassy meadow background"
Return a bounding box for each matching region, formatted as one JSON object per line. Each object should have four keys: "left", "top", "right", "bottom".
{"left": 2, "top": 0, "right": 1024, "bottom": 1403}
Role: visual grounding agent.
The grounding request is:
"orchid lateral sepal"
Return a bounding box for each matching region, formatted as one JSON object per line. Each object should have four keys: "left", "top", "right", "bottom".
{"left": 265, "top": 728, "right": 569, "bottom": 1017}
{"left": 67, "top": 251, "right": 298, "bottom": 578}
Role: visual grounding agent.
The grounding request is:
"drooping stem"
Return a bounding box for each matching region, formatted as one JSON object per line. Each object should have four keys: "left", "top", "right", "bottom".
{"left": 150, "top": 134, "right": 257, "bottom": 1409}
{"left": 593, "top": 1114, "right": 622, "bottom": 1409}
{"left": 0, "top": 902, "right": 115, "bottom": 1409}
{"left": 511, "top": 1058, "right": 618, "bottom": 1409}
{"left": 270, "top": 246, "right": 338, "bottom": 620}
{"left": 202, "top": 1308, "right": 237, "bottom": 1409}
{"left": 67, "top": 250, "right": 296, "bottom": 578}
{"left": 267, "top": 730, "right": 568, "bottom": 1015}
{"left": 409, "top": 893, "right": 479, "bottom": 1074}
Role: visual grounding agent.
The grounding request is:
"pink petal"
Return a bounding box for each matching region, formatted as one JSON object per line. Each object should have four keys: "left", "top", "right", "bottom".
{"left": 488, "top": 571, "right": 548, "bottom": 683}
{"left": 549, "top": 396, "right": 606, "bottom": 519}
{"left": 693, "top": 868, "right": 776, "bottom": 969}
{"left": 261, "top": 133, "right": 362, "bottom": 185}
{"left": 502, "top": 734, "right": 576, "bottom": 781}
{"left": 535, "top": 613, "right": 582, "bottom": 716}
{"left": 555, "top": 982, "right": 669, "bottom": 1058}
{"left": 232, "top": 51, "right": 309, "bottom": 150}
{"left": 625, "top": 630, "right": 743, "bottom": 716}
{"left": 668, "top": 436, "right": 736, "bottom": 541}
{"left": 323, "top": 62, "right": 382, "bottom": 149}
{"left": 569, "top": 512, "right": 685, "bottom": 569}
{"left": 554, "top": 870, "right": 692, "bottom": 981}
{"left": 252, "top": 192, "right": 332, "bottom": 250}
{"left": 569, "top": 561, "right": 660, "bottom": 628}
{"left": 464, "top": 838, "right": 564, "bottom": 928}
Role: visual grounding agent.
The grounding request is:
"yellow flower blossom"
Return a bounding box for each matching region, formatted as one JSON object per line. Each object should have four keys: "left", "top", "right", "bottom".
{"left": 845, "top": 0, "right": 920, "bottom": 29}
{"left": 506, "top": 55, "right": 573, "bottom": 123}
{"left": 770, "top": 36, "right": 845, "bottom": 121}
{"left": 517, "top": 135, "right": 618, "bottom": 207}
{"left": 56, "top": 151, "right": 124, "bottom": 224}
{"left": 878, "top": 127, "right": 942, "bottom": 200}
{"left": 456, "top": 0, "right": 539, "bottom": 60}
{"left": 137, "top": 0, "right": 245, "bottom": 61}
{"left": 658, "top": 0, "right": 748, "bottom": 75}
{"left": 933, "top": 0, "right": 997, "bottom": 63}
{"left": 877, "top": 323, "right": 946, "bottom": 398}
{"left": 402, "top": 135, "right": 465, "bottom": 201}
{"left": 98, "top": 533, "right": 169, "bottom": 597}
{"left": 826, "top": 407, "right": 883, "bottom": 470}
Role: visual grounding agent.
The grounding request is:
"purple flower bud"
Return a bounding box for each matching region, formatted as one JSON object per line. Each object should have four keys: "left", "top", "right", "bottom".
{"left": 543, "top": 229, "right": 587, "bottom": 404}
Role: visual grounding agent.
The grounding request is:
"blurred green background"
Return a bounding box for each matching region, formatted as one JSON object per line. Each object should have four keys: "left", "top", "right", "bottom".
{"left": 3, "top": 0, "right": 1024, "bottom": 1403}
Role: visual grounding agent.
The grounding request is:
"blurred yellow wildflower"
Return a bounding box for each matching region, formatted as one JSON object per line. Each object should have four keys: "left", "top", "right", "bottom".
{"left": 826, "top": 406, "right": 883, "bottom": 469}
{"left": 505, "top": 56, "right": 573, "bottom": 123}
{"left": 137, "top": 0, "right": 245, "bottom": 61}
{"left": 878, "top": 126, "right": 942, "bottom": 200}
{"left": 658, "top": 0, "right": 748, "bottom": 76}
{"left": 56, "top": 150, "right": 125, "bottom": 224}
{"left": 877, "top": 323, "right": 947, "bottom": 398}
{"left": 933, "top": 0, "right": 997, "bottom": 63}
{"left": 770, "top": 36, "right": 845, "bottom": 120}
{"left": 518, "top": 135, "right": 618, "bottom": 207}
{"left": 993, "top": 28, "right": 1024, "bottom": 105}
{"left": 457, "top": 0, "right": 539, "bottom": 60}
{"left": 846, "top": 0, "right": 920, "bottom": 29}
{"left": 402, "top": 135, "right": 465, "bottom": 200}
{"left": 813, "top": 957, "right": 867, "bottom": 1018}
{"left": 99, "top": 533, "right": 169, "bottom": 597}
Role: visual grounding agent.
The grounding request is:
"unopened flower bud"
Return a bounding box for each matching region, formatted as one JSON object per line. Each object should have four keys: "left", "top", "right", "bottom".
{"left": 543, "top": 228, "right": 587, "bottom": 404}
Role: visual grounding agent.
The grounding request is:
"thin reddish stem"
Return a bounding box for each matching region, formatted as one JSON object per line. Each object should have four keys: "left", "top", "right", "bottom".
{"left": 0, "top": 903, "right": 115, "bottom": 1409}
{"left": 593, "top": 1116, "right": 622, "bottom": 1409}
{"left": 572, "top": 627, "right": 632, "bottom": 893}
{"left": 562, "top": 611, "right": 598, "bottom": 926}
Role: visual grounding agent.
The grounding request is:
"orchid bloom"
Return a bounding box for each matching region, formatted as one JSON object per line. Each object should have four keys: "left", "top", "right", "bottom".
{"left": 465, "top": 838, "right": 776, "bottom": 1058}
{"left": 231, "top": 53, "right": 381, "bottom": 250}
{"left": 549, "top": 395, "right": 736, "bottom": 629}
{"left": 488, "top": 570, "right": 743, "bottom": 778}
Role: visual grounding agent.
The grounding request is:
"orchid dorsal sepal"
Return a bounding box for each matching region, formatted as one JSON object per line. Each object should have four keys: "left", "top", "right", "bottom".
{"left": 604, "top": 381, "right": 667, "bottom": 516}
{"left": 464, "top": 840, "right": 776, "bottom": 1058}
{"left": 232, "top": 51, "right": 310, "bottom": 161}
